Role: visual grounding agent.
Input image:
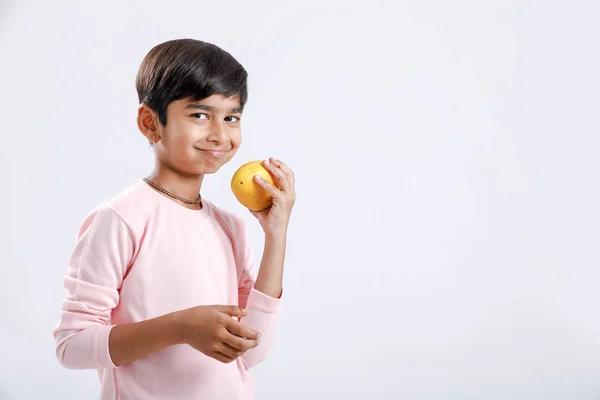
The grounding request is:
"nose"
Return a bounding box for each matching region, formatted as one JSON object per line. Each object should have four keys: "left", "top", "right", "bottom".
{"left": 207, "top": 120, "right": 227, "bottom": 143}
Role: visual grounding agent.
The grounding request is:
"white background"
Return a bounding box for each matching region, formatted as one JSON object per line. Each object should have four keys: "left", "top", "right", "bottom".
{"left": 1, "top": 1, "right": 600, "bottom": 399}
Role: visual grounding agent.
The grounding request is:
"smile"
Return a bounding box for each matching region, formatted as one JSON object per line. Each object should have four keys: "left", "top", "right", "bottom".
{"left": 197, "top": 148, "right": 229, "bottom": 158}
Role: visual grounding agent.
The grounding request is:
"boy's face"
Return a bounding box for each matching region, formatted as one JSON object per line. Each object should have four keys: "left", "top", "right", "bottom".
{"left": 154, "top": 94, "right": 243, "bottom": 176}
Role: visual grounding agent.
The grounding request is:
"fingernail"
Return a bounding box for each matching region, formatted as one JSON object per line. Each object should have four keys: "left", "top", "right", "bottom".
{"left": 255, "top": 175, "right": 263, "bottom": 181}
{"left": 264, "top": 160, "right": 270, "bottom": 165}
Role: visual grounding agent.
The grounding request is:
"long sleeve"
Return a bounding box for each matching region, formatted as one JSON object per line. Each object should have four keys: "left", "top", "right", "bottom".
{"left": 52, "top": 207, "right": 134, "bottom": 370}
{"left": 234, "top": 220, "right": 283, "bottom": 369}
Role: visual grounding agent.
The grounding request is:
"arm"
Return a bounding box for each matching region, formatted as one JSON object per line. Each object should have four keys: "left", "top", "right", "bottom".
{"left": 107, "top": 313, "right": 183, "bottom": 366}
{"left": 237, "top": 232, "right": 285, "bottom": 368}
{"left": 254, "top": 232, "right": 286, "bottom": 298}
{"left": 238, "top": 157, "right": 295, "bottom": 368}
{"left": 108, "top": 305, "right": 258, "bottom": 366}
{"left": 53, "top": 207, "right": 134, "bottom": 369}
{"left": 53, "top": 207, "right": 260, "bottom": 369}
{"left": 250, "top": 157, "right": 295, "bottom": 299}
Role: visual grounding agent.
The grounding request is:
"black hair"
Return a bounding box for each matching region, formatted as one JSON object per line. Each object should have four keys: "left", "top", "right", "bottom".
{"left": 136, "top": 39, "right": 248, "bottom": 126}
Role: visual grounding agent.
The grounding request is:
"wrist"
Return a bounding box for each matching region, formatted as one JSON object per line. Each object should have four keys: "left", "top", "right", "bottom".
{"left": 169, "top": 310, "right": 189, "bottom": 345}
{"left": 265, "top": 229, "right": 287, "bottom": 240}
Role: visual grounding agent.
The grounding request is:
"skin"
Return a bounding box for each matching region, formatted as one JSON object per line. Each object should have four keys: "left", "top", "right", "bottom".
{"left": 108, "top": 94, "right": 296, "bottom": 366}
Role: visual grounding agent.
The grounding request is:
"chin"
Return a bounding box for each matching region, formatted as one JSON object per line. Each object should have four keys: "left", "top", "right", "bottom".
{"left": 198, "top": 164, "right": 222, "bottom": 175}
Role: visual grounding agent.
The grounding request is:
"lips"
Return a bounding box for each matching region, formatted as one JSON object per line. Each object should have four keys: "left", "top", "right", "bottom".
{"left": 197, "top": 148, "right": 230, "bottom": 158}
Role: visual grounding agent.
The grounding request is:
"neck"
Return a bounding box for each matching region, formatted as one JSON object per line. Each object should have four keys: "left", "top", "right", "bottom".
{"left": 147, "top": 162, "right": 204, "bottom": 205}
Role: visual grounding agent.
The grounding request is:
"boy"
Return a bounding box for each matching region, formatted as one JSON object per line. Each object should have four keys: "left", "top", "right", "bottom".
{"left": 52, "top": 38, "right": 295, "bottom": 400}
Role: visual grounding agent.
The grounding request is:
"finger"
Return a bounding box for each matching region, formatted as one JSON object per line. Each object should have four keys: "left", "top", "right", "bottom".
{"left": 269, "top": 158, "right": 295, "bottom": 197}
{"left": 262, "top": 160, "right": 290, "bottom": 192}
{"left": 222, "top": 332, "right": 259, "bottom": 352}
{"left": 214, "top": 305, "right": 248, "bottom": 318}
{"left": 223, "top": 318, "right": 261, "bottom": 340}
{"left": 270, "top": 158, "right": 295, "bottom": 183}
{"left": 254, "top": 175, "right": 282, "bottom": 199}
{"left": 212, "top": 351, "right": 235, "bottom": 364}
{"left": 217, "top": 342, "right": 246, "bottom": 359}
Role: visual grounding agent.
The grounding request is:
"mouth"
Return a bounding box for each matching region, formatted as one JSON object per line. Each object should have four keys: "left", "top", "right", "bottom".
{"left": 196, "top": 148, "right": 230, "bottom": 159}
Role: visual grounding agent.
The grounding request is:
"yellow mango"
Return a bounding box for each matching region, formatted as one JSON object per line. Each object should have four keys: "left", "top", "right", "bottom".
{"left": 231, "top": 160, "right": 275, "bottom": 211}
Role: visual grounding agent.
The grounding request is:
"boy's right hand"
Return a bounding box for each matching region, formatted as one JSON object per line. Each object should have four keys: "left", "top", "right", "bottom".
{"left": 178, "top": 305, "right": 261, "bottom": 364}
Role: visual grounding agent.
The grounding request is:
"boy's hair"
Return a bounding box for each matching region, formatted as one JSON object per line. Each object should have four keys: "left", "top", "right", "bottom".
{"left": 136, "top": 39, "right": 248, "bottom": 126}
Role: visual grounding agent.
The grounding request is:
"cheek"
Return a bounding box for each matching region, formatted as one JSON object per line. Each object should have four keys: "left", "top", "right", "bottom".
{"left": 168, "top": 122, "right": 196, "bottom": 148}
{"left": 230, "top": 130, "right": 242, "bottom": 148}
{"left": 159, "top": 133, "right": 194, "bottom": 164}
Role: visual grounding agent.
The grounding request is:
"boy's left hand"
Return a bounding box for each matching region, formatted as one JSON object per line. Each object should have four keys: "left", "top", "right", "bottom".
{"left": 251, "top": 157, "right": 296, "bottom": 235}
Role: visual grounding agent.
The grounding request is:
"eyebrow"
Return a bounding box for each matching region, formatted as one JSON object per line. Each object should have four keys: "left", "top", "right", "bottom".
{"left": 185, "top": 103, "right": 243, "bottom": 114}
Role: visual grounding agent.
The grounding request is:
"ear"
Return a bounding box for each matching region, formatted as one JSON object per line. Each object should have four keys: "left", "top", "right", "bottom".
{"left": 137, "top": 104, "right": 161, "bottom": 144}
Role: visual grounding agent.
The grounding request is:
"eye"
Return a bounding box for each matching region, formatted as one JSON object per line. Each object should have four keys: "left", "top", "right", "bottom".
{"left": 225, "top": 116, "right": 241, "bottom": 123}
{"left": 191, "top": 113, "right": 209, "bottom": 120}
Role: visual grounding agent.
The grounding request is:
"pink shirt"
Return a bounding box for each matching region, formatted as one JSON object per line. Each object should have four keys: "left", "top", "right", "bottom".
{"left": 52, "top": 180, "right": 283, "bottom": 400}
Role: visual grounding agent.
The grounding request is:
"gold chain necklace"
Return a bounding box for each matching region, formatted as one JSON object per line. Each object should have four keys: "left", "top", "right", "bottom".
{"left": 143, "top": 177, "right": 202, "bottom": 207}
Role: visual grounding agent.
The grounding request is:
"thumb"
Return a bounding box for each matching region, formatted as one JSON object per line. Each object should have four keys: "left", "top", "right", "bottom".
{"left": 214, "top": 305, "right": 248, "bottom": 318}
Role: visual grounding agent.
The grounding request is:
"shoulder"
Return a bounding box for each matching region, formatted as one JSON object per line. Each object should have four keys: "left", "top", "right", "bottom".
{"left": 102, "top": 180, "right": 151, "bottom": 219}
{"left": 77, "top": 180, "right": 150, "bottom": 238}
